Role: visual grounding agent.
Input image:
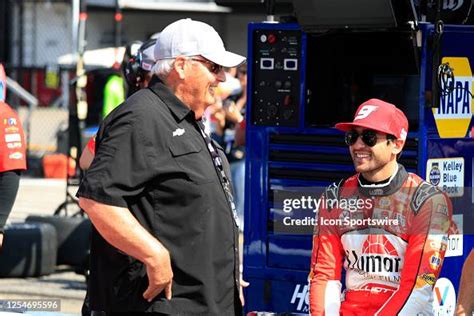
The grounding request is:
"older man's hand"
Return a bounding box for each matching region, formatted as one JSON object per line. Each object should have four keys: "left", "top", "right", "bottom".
{"left": 143, "top": 248, "right": 174, "bottom": 302}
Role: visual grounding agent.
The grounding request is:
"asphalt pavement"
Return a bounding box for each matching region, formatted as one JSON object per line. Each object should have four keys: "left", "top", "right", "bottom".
{"left": 1, "top": 178, "right": 85, "bottom": 315}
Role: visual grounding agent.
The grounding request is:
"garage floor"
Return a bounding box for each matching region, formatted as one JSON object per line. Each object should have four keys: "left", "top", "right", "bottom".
{"left": 2, "top": 178, "right": 85, "bottom": 315}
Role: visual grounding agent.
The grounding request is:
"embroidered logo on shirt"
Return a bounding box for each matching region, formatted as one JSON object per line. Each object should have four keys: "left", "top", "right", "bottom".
{"left": 172, "top": 128, "right": 185, "bottom": 137}
{"left": 9, "top": 152, "right": 23, "bottom": 160}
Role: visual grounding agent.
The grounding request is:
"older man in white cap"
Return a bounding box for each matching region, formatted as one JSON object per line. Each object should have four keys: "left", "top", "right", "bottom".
{"left": 78, "top": 19, "right": 246, "bottom": 315}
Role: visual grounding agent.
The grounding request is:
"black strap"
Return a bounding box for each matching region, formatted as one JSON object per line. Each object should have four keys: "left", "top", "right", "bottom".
{"left": 196, "top": 120, "right": 240, "bottom": 227}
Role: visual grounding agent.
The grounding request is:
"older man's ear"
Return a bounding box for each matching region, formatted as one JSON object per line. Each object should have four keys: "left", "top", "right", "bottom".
{"left": 173, "top": 56, "right": 187, "bottom": 80}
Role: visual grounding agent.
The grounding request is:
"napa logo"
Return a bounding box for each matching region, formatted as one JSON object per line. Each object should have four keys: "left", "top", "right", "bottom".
{"left": 433, "top": 57, "right": 473, "bottom": 138}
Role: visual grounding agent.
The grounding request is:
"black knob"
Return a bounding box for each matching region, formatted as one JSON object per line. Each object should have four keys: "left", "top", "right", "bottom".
{"left": 267, "top": 105, "right": 278, "bottom": 117}
{"left": 283, "top": 109, "right": 294, "bottom": 120}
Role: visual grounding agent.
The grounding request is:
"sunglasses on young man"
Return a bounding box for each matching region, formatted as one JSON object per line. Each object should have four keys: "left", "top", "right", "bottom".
{"left": 345, "top": 130, "right": 396, "bottom": 147}
{"left": 189, "top": 58, "right": 223, "bottom": 75}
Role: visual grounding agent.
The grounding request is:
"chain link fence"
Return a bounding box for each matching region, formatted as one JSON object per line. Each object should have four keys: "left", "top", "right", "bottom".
{"left": 3, "top": 1, "right": 74, "bottom": 177}
{"left": 4, "top": 1, "right": 112, "bottom": 178}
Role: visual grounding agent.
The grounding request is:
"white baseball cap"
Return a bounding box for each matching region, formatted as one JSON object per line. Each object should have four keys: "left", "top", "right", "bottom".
{"left": 154, "top": 18, "right": 246, "bottom": 68}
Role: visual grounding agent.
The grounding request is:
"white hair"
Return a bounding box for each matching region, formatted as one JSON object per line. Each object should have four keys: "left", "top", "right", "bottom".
{"left": 152, "top": 59, "right": 175, "bottom": 81}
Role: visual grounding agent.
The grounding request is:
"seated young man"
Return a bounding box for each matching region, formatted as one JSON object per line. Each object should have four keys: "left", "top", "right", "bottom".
{"left": 309, "top": 99, "right": 452, "bottom": 315}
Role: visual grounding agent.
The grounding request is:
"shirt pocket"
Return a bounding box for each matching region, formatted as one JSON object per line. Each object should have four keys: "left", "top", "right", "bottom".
{"left": 169, "top": 137, "right": 215, "bottom": 184}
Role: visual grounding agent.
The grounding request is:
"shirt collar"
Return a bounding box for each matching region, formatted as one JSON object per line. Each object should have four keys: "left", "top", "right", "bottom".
{"left": 148, "top": 76, "right": 193, "bottom": 122}
{"left": 358, "top": 164, "right": 408, "bottom": 196}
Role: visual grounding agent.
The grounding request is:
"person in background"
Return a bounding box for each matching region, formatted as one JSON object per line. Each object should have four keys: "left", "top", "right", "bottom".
{"left": 101, "top": 40, "right": 145, "bottom": 118}
{"left": 226, "top": 63, "right": 247, "bottom": 123}
{"left": 0, "top": 100, "right": 27, "bottom": 249}
{"left": 226, "top": 63, "right": 247, "bottom": 229}
{"left": 206, "top": 66, "right": 241, "bottom": 146}
{"left": 77, "top": 18, "right": 246, "bottom": 314}
{"left": 123, "top": 38, "right": 157, "bottom": 96}
{"left": 309, "top": 99, "right": 453, "bottom": 315}
{"left": 102, "top": 69, "right": 125, "bottom": 119}
{"left": 80, "top": 38, "right": 156, "bottom": 170}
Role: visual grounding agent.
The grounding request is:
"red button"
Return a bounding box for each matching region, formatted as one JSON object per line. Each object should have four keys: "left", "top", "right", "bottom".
{"left": 268, "top": 34, "right": 277, "bottom": 44}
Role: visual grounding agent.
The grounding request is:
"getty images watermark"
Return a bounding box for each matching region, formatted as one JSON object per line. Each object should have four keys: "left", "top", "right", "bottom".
{"left": 272, "top": 187, "right": 404, "bottom": 234}
{"left": 272, "top": 186, "right": 471, "bottom": 235}
{"left": 282, "top": 195, "right": 399, "bottom": 227}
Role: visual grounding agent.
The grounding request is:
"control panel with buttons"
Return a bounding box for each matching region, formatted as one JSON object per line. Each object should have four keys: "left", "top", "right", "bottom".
{"left": 251, "top": 28, "right": 302, "bottom": 127}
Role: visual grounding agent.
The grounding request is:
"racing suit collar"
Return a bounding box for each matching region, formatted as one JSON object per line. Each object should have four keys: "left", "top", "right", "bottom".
{"left": 357, "top": 164, "right": 408, "bottom": 196}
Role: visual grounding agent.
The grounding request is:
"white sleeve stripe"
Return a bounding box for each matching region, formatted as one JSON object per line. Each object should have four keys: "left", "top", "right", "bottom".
{"left": 325, "top": 280, "right": 342, "bottom": 316}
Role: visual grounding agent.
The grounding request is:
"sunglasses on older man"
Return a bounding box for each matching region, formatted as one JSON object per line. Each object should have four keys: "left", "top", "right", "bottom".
{"left": 345, "top": 130, "right": 396, "bottom": 147}
{"left": 189, "top": 58, "right": 223, "bottom": 75}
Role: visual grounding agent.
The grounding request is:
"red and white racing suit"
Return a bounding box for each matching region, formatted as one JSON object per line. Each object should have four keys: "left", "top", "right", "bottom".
{"left": 0, "top": 101, "right": 27, "bottom": 172}
{"left": 309, "top": 164, "right": 452, "bottom": 315}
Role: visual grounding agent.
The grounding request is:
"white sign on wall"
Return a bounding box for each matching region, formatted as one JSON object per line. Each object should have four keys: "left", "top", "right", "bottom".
{"left": 427, "top": 158, "right": 464, "bottom": 197}
{"left": 432, "top": 278, "right": 456, "bottom": 316}
{"left": 446, "top": 214, "right": 463, "bottom": 258}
